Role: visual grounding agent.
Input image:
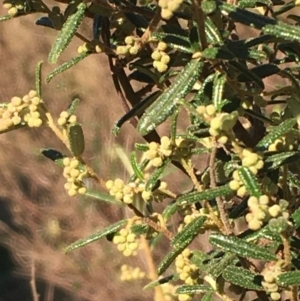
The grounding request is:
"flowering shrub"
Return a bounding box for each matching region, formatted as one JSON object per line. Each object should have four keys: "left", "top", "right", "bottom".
{"left": 2, "top": 0, "right": 300, "bottom": 300}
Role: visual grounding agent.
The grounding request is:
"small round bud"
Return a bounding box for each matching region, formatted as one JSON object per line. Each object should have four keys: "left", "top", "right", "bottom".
{"left": 160, "top": 54, "right": 170, "bottom": 65}
{"left": 129, "top": 46, "right": 139, "bottom": 55}
{"left": 125, "top": 36, "right": 134, "bottom": 45}
{"left": 268, "top": 205, "right": 281, "bottom": 217}
{"left": 151, "top": 50, "right": 162, "bottom": 61}
{"left": 157, "top": 41, "right": 167, "bottom": 51}
{"left": 161, "top": 8, "right": 173, "bottom": 19}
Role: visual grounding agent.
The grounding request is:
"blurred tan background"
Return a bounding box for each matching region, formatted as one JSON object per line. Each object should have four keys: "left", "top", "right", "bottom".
{"left": 0, "top": 7, "right": 162, "bottom": 301}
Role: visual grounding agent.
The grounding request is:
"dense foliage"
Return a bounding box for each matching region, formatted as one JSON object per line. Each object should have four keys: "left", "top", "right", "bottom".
{"left": 2, "top": 0, "right": 300, "bottom": 300}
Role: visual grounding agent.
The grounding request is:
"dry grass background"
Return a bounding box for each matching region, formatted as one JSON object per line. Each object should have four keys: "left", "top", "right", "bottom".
{"left": 0, "top": 8, "right": 163, "bottom": 301}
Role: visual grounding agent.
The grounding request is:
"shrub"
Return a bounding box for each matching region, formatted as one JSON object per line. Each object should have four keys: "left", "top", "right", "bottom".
{"left": 2, "top": 0, "right": 300, "bottom": 300}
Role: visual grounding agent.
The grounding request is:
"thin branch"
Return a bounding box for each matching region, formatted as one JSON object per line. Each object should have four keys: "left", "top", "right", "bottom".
{"left": 30, "top": 259, "right": 39, "bottom": 301}
{"left": 209, "top": 143, "right": 233, "bottom": 235}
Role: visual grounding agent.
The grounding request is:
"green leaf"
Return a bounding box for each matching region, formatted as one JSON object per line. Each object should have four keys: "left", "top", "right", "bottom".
{"left": 144, "top": 274, "right": 179, "bottom": 290}
{"left": 113, "top": 91, "right": 161, "bottom": 135}
{"left": 48, "top": 2, "right": 86, "bottom": 64}
{"left": 201, "top": 293, "right": 213, "bottom": 301}
{"left": 130, "top": 223, "right": 148, "bottom": 236}
{"left": 64, "top": 219, "right": 128, "bottom": 253}
{"left": 212, "top": 73, "right": 227, "bottom": 111}
{"left": 206, "top": 253, "right": 238, "bottom": 278}
{"left": 41, "top": 148, "right": 65, "bottom": 166}
{"left": 202, "top": 47, "right": 235, "bottom": 60}
{"left": 129, "top": 159, "right": 149, "bottom": 183}
{"left": 67, "top": 97, "right": 80, "bottom": 115}
{"left": 68, "top": 123, "right": 85, "bottom": 157}
{"left": 157, "top": 247, "right": 183, "bottom": 275}
{"left": 176, "top": 285, "right": 214, "bottom": 294}
{"left": 277, "top": 271, "right": 300, "bottom": 286}
{"left": 35, "top": 61, "right": 43, "bottom": 98}
{"left": 256, "top": 118, "right": 297, "bottom": 149}
{"left": 84, "top": 189, "right": 123, "bottom": 206}
{"left": 162, "top": 201, "right": 177, "bottom": 221}
{"left": 0, "top": 15, "right": 13, "bottom": 22}
{"left": 209, "top": 233, "right": 277, "bottom": 260}
{"left": 130, "top": 152, "right": 144, "bottom": 181}
{"left": 137, "top": 59, "right": 204, "bottom": 136}
{"left": 145, "top": 158, "right": 171, "bottom": 191}
{"left": 288, "top": 171, "right": 300, "bottom": 190}
{"left": 292, "top": 208, "right": 300, "bottom": 228}
{"left": 263, "top": 22, "right": 300, "bottom": 43}
{"left": 204, "top": 17, "right": 223, "bottom": 46}
{"left": 47, "top": 52, "right": 89, "bottom": 82}
{"left": 265, "top": 151, "right": 300, "bottom": 170}
{"left": 177, "top": 185, "right": 232, "bottom": 206}
{"left": 219, "top": 2, "right": 276, "bottom": 29}
{"left": 135, "top": 143, "right": 149, "bottom": 152}
{"left": 171, "top": 216, "right": 207, "bottom": 247}
{"left": 238, "top": 167, "right": 262, "bottom": 197}
{"left": 223, "top": 265, "right": 263, "bottom": 290}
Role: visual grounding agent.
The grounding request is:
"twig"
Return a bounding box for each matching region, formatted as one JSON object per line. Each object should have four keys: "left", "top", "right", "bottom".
{"left": 192, "top": 0, "right": 208, "bottom": 50}
{"left": 30, "top": 259, "right": 39, "bottom": 301}
{"left": 128, "top": 204, "right": 173, "bottom": 240}
{"left": 209, "top": 143, "right": 233, "bottom": 235}
{"left": 140, "top": 236, "right": 166, "bottom": 301}
{"left": 138, "top": 7, "right": 162, "bottom": 48}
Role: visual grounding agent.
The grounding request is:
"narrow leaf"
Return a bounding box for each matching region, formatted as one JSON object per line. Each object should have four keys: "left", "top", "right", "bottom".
{"left": 238, "top": 167, "right": 262, "bottom": 197}
{"left": 256, "top": 118, "right": 296, "bottom": 149}
{"left": 171, "top": 216, "right": 207, "bottom": 247}
{"left": 130, "top": 152, "right": 144, "bottom": 180}
{"left": 292, "top": 208, "right": 300, "bottom": 228}
{"left": 47, "top": 52, "right": 89, "bottom": 82}
{"left": 144, "top": 274, "right": 179, "bottom": 290}
{"left": 35, "top": 61, "right": 43, "bottom": 98}
{"left": 137, "top": 59, "right": 204, "bottom": 136}
{"left": 145, "top": 158, "right": 171, "bottom": 191}
{"left": 176, "top": 285, "right": 214, "bottom": 294}
{"left": 209, "top": 233, "right": 277, "bottom": 260}
{"left": 277, "top": 271, "right": 300, "bottom": 286}
{"left": 85, "top": 189, "right": 123, "bottom": 206}
{"left": 48, "top": 2, "right": 86, "bottom": 64}
{"left": 177, "top": 185, "right": 232, "bottom": 206}
{"left": 68, "top": 123, "right": 85, "bottom": 157}
{"left": 223, "top": 265, "right": 263, "bottom": 290}
{"left": 212, "top": 73, "right": 226, "bottom": 111}
{"left": 65, "top": 219, "right": 128, "bottom": 253}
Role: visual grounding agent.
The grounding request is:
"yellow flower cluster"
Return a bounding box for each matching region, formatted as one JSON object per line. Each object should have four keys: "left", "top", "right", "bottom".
{"left": 268, "top": 133, "right": 295, "bottom": 152}
{"left": 120, "top": 264, "right": 146, "bottom": 281}
{"left": 62, "top": 157, "right": 87, "bottom": 196}
{"left": 245, "top": 195, "right": 270, "bottom": 230}
{"left": 240, "top": 149, "right": 264, "bottom": 175}
{"left": 158, "top": 0, "right": 184, "bottom": 20}
{"left": 229, "top": 149, "right": 264, "bottom": 197}
{"left": 106, "top": 178, "right": 168, "bottom": 203}
{"left": 245, "top": 195, "right": 289, "bottom": 230}
{"left": 151, "top": 42, "right": 170, "bottom": 73}
{"left": 175, "top": 249, "right": 198, "bottom": 301}
{"left": 158, "top": 283, "right": 177, "bottom": 301}
{"left": 113, "top": 228, "right": 139, "bottom": 256}
{"left": 197, "top": 104, "right": 238, "bottom": 144}
{"left": 116, "top": 36, "right": 139, "bottom": 55}
{"left": 0, "top": 90, "right": 43, "bottom": 132}
{"left": 183, "top": 208, "right": 219, "bottom": 233}
{"left": 3, "top": 0, "right": 24, "bottom": 16}
{"left": 57, "top": 111, "right": 77, "bottom": 127}
{"left": 145, "top": 136, "right": 192, "bottom": 167}
{"left": 77, "top": 40, "right": 103, "bottom": 54}
{"left": 261, "top": 260, "right": 286, "bottom": 301}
